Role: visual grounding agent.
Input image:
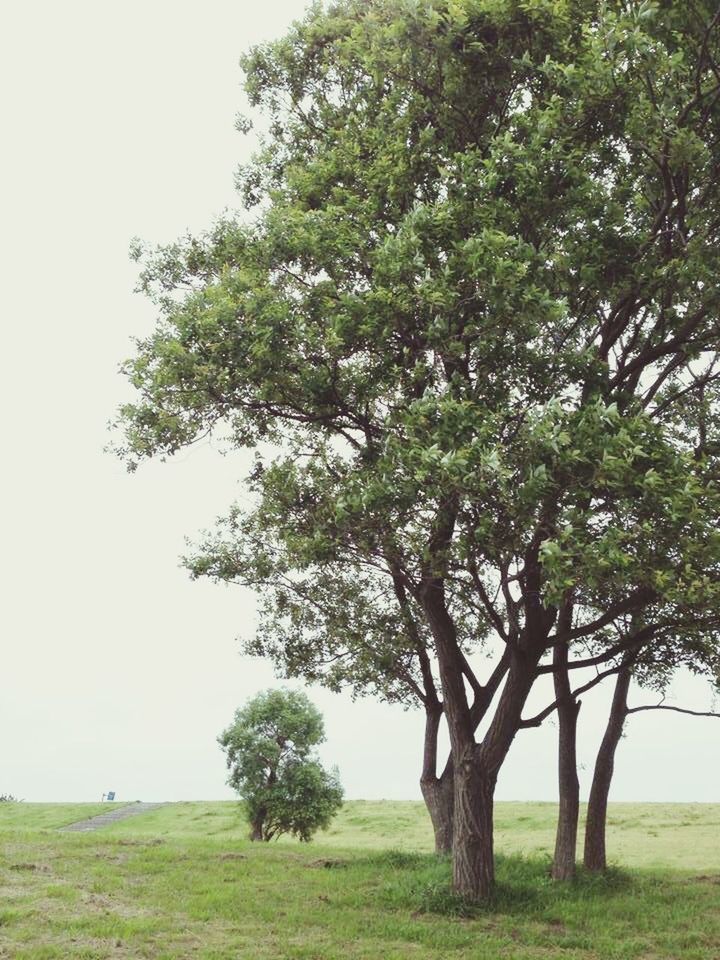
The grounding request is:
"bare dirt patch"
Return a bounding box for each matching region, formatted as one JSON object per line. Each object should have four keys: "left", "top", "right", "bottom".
{"left": 95, "top": 852, "right": 130, "bottom": 864}
{"left": 117, "top": 838, "right": 165, "bottom": 847}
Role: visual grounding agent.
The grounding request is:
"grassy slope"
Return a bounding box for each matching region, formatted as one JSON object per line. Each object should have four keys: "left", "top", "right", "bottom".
{"left": 1, "top": 800, "right": 719, "bottom": 959}
{"left": 78, "top": 799, "right": 720, "bottom": 870}
{"left": 0, "top": 803, "right": 121, "bottom": 832}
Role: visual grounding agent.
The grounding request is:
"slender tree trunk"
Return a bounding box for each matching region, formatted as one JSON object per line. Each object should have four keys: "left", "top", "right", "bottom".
{"left": 421, "top": 758, "right": 455, "bottom": 854}
{"left": 418, "top": 700, "right": 455, "bottom": 853}
{"left": 392, "top": 572, "right": 455, "bottom": 852}
{"left": 551, "top": 641, "right": 581, "bottom": 881}
{"left": 583, "top": 663, "right": 632, "bottom": 872}
{"left": 413, "top": 679, "right": 455, "bottom": 854}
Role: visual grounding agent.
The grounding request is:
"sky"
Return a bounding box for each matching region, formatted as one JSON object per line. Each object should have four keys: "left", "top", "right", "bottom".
{"left": 1, "top": 0, "right": 718, "bottom": 806}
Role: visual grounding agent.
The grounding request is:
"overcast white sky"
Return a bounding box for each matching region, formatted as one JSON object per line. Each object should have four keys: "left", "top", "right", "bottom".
{"left": 1, "top": 0, "right": 717, "bottom": 805}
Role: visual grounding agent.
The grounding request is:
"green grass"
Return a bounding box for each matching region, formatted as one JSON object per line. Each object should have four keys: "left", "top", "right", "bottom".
{"left": 0, "top": 803, "right": 121, "bottom": 832}
{"left": 0, "top": 800, "right": 718, "bottom": 959}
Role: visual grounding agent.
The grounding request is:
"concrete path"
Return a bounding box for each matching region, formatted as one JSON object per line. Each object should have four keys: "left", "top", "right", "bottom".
{"left": 59, "top": 802, "right": 167, "bottom": 832}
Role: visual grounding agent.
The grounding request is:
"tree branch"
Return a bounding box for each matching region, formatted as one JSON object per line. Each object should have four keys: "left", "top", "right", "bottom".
{"left": 520, "top": 660, "right": 632, "bottom": 729}
{"left": 468, "top": 558, "right": 509, "bottom": 642}
{"left": 627, "top": 703, "right": 720, "bottom": 719}
{"left": 543, "top": 597, "right": 656, "bottom": 654}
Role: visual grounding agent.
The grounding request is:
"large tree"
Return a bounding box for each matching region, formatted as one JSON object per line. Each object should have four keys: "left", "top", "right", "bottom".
{"left": 117, "top": 0, "right": 720, "bottom": 899}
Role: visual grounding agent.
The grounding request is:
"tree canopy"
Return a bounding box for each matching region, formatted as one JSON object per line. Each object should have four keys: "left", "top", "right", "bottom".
{"left": 117, "top": 0, "right": 720, "bottom": 899}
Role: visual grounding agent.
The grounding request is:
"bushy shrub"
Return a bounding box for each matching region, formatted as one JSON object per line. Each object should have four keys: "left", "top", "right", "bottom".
{"left": 219, "top": 688, "right": 343, "bottom": 842}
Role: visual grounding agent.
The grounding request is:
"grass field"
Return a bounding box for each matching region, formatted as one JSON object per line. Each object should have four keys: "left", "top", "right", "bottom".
{"left": 1, "top": 800, "right": 719, "bottom": 959}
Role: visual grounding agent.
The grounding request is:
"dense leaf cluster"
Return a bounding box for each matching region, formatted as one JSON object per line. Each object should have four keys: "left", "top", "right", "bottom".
{"left": 118, "top": 0, "right": 720, "bottom": 896}
{"left": 219, "top": 689, "right": 343, "bottom": 842}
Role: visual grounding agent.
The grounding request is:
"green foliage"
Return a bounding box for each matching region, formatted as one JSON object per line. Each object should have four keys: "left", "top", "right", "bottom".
{"left": 218, "top": 688, "right": 343, "bottom": 841}
{"left": 186, "top": 501, "right": 447, "bottom": 706}
{"left": 256, "top": 757, "right": 344, "bottom": 842}
{"left": 116, "top": 0, "right": 720, "bottom": 636}
{"left": 116, "top": 0, "right": 720, "bottom": 889}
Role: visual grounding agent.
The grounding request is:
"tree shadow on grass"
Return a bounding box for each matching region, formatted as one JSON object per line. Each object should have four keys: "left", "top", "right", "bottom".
{"left": 362, "top": 849, "right": 634, "bottom": 919}
{"left": 492, "top": 855, "right": 632, "bottom": 915}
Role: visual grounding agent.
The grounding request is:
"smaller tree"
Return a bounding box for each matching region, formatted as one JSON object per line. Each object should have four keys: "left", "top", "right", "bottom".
{"left": 219, "top": 688, "right": 343, "bottom": 842}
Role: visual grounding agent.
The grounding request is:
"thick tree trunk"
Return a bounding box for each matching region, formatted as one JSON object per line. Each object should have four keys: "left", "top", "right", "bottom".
{"left": 551, "top": 642, "right": 581, "bottom": 881}
{"left": 453, "top": 747, "right": 495, "bottom": 899}
{"left": 552, "top": 701, "right": 581, "bottom": 880}
{"left": 420, "top": 558, "right": 549, "bottom": 902}
{"left": 451, "top": 658, "right": 539, "bottom": 900}
{"left": 421, "top": 758, "right": 454, "bottom": 855}
{"left": 249, "top": 815, "right": 264, "bottom": 841}
{"left": 583, "top": 663, "right": 631, "bottom": 872}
